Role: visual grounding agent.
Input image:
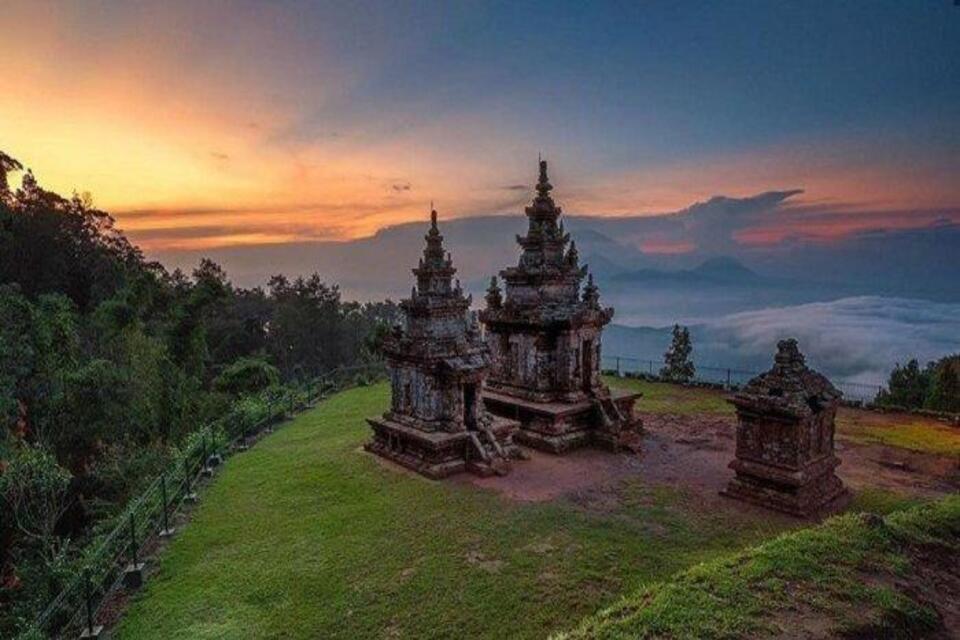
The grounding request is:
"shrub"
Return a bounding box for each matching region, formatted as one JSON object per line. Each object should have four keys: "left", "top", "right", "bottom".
{"left": 213, "top": 357, "right": 280, "bottom": 396}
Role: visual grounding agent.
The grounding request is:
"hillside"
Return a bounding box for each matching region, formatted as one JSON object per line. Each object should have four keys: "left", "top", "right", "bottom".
{"left": 114, "top": 383, "right": 796, "bottom": 639}
{"left": 556, "top": 494, "right": 960, "bottom": 639}
{"left": 111, "top": 381, "right": 960, "bottom": 639}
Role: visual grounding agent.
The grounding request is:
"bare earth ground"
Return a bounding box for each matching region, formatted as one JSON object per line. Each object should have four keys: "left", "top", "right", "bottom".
{"left": 459, "top": 391, "right": 960, "bottom": 637}
{"left": 460, "top": 401, "right": 960, "bottom": 524}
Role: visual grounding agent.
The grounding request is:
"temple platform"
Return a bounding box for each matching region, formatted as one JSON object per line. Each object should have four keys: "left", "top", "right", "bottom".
{"left": 721, "top": 454, "right": 848, "bottom": 517}
{"left": 482, "top": 388, "right": 641, "bottom": 454}
{"left": 366, "top": 414, "right": 522, "bottom": 479}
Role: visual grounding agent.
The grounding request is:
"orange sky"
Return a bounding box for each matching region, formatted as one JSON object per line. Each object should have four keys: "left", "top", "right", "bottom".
{"left": 2, "top": 2, "right": 958, "bottom": 254}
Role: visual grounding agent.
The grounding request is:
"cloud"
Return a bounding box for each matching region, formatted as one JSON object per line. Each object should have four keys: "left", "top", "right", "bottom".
{"left": 696, "top": 296, "right": 960, "bottom": 385}
{"left": 678, "top": 189, "right": 804, "bottom": 253}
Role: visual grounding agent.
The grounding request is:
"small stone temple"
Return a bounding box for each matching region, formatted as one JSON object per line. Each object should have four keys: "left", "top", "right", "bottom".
{"left": 479, "top": 160, "right": 640, "bottom": 453}
{"left": 366, "top": 209, "right": 523, "bottom": 478}
{"left": 722, "top": 339, "right": 846, "bottom": 516}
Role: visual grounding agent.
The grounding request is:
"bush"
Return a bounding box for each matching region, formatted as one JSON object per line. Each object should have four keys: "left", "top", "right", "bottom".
{"left": 213, "top": 357, "right": 280, "bottom": 396}
{"left": 0, "top": 446, "right": 72, "bottom": 554}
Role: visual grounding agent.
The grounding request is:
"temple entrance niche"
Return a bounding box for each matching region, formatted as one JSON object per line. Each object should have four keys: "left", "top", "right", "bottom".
{"left": 464, "top": 384, "right": 478, "bottom": 430}
{"left": 366, "top": 209, "right": 524, "bottom": 479}
{"left": 581, "top": 339, "right": 594, "bottom": 392}
{"left": 479, "top": 160, "right": 642, "bottom": 454}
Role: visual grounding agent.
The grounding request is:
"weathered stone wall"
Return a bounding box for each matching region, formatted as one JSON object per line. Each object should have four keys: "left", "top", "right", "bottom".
{"left": 391, "top": 365, "right": 444, "bottom": 428}
{"left": 406, "top": 310, "right": 470, "bottom": 341}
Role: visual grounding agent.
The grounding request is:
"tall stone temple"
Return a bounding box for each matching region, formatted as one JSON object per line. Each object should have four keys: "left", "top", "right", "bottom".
{"left": 722, "top": 339, "right": 846, "bottom": 516}
{"left": 479, "top": 160, "right": 641, "bottom": 453}
{"left": 366, "top": 209, "right": 523, "bottom": 478}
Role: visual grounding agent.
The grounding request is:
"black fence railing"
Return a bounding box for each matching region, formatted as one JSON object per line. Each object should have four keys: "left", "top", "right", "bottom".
{"left": 27, "top": 362, "right": 386, "bottom": 640}
{"left": 601, "top": 354, "right": 885, "bottom": 403}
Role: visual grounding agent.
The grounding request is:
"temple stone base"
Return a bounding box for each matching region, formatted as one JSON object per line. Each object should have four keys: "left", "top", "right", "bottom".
{"left": 721, "top": 454, "right": 847, "bottom": 517}
{"left": 366, "top": 414, "right": 522, "bottom": 479}
{"left": 482, "top": 388, "right": 641, "bottom": 454}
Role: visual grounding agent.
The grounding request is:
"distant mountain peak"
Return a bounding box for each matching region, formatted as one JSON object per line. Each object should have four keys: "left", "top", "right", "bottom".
{"left": 691, "top": 256, "right": 758, "bottom": 280}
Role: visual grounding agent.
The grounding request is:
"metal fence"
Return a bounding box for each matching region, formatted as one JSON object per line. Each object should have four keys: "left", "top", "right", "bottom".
{"left": 29, "top": 362, "right": 386, "bottom": 640}
{"left": 601, "top": 354, "right": 885, "bottom": 403}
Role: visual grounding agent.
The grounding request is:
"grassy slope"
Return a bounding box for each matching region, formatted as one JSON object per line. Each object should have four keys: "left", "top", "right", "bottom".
{"left": 116, "top": 381, "right": 955, "bottom": 639}
{"left": 838, "top": 414, "right": 960, "bottom": 457}
{"left": 117, "top": 384, "right": 791, "bottom": 640}
{"left": 607, "top": 377, "right": 960, "bottom": 457}
{"left": 556, "top": 494, "right": 960, "bottom": 639}
{"left": 605, "top": 377, "right": 733, "bottom": 416}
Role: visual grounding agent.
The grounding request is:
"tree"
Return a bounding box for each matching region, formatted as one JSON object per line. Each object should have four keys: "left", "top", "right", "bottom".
{"left": 661, "top": 324, "right": 696, "bottom": 383}
{"left": 876, "top": 359, "right": 932, "bottom": 409}
{"left": 0, "top": 156, "right": 143, "bottom": 310}
{"left": 0, "top": 446, "right": 71, "bottom": 554}
{"left": 925, "top": 355, "right": 960, "bottom": 413}
{"left": 0, "top": 151, "right": 23, "bottom": 198}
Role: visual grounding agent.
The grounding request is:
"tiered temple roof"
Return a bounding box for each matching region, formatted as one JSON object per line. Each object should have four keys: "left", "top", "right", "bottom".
{"left": 479, "top": 159, "right": 640, "bottom": 453}
{"left": 486, "top": 160, "right": 612, "bottom": 326}
{"left": 386, "top": 209, "right": 479, "bottom": 361}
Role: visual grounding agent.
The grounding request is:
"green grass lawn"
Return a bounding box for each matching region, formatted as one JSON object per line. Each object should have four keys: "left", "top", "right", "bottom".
{"left": 557, "top": 494, "right": 960, "bottom": 639}
{"left": 837, "top": 414, "right": 960, "bottom": 457}
{"left": 606, "top": 376, "right": 960, "bottom": 458}
{"left": 604, "top": 376, "right": 734, "bottom": 416}
{"left": 116, "top": 383, "right": 791, "bottom": 640}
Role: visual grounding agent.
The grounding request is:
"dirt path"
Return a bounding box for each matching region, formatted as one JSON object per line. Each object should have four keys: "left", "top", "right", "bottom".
{"left": 462, "top": 411, "right": 960, "bottom": 520}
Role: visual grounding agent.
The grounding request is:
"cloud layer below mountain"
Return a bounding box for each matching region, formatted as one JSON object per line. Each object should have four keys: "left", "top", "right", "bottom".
{"left": 606, "top": 296, "right": 960, "bottom": 391}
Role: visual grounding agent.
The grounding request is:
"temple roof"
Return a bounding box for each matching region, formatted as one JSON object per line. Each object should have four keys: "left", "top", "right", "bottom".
{"left": 502, "top": 159, "right": 587, "bottom": 283}
{"left": 731, "top": 339, "right": 842, "bottom": 418}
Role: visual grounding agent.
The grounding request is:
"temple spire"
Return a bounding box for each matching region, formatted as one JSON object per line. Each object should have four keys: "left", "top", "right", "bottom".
{"left": 536, "top": 159, "right": 553, "bottom": 198}
{"left": 485, "top": 276, "right": 503, "bottom": 309}
{"left": 582, "top": 272, "right": 601, "bottom": 309}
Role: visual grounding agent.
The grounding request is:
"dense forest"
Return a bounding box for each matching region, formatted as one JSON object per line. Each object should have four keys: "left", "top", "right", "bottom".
{"left": 0, "top": 151, "right": 398, "bottom": 634}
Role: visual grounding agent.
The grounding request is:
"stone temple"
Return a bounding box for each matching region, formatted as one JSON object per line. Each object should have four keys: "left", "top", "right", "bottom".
{"left": 366, "top": 209, "right": 523, "bottom": 478}
{"left": 479, "top": 160, "right": 641, "bottom": 453}
{"left": 722, "top": 339, "right": 847, "bottom": 516}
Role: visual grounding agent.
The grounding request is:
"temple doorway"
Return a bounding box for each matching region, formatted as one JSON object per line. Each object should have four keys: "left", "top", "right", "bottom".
{"left": 581, "top": 340, "right": 593, "bottom": 392}
{"left": 464, "top": 383, "right": 478, "bottom": 430}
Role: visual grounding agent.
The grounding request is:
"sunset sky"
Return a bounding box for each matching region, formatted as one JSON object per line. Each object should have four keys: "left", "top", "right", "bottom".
{"left": 2, "top": 1, "right": 958, "bottom": 253}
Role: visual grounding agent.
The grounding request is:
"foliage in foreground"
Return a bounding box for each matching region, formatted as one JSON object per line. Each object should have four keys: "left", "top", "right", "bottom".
{"left": 556, "top": 494, "right": 960, "bottom": 639}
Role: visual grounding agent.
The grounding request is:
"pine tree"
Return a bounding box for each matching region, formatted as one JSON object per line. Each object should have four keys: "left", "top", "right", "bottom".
{"left": 925, "top": 356, "right": 960, "bottom": 412}
{"left": 876, "top": 359, "right": 932, "bottom": 409}
{"left": 661, "top": 324, "right": 695, "bottom": 383}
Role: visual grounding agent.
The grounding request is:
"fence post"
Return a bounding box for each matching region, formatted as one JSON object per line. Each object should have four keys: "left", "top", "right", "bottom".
{"left": 648, "top": 360, "right": 653, "bottom": 375}
{"left": 615, "top": 357, "right": 621, "bottom": 377}
{"left": 129, "top": 513, "right": 138, "bottom": 567}
{"left": 726, "top": 368, "right": 731, "bottom": 389}
{"left": 201, "top": 432, "right": 216, "bottom": 476}
{"left": 184, "top": 458, "right": 198, "bottom": 503}
{"left": 80, "top": 569, "right": 103, "bottom": 638}
{"left": 123, "top": 512, "right": 143, "bottom": 589}
{"left": 160, "top": 474, "right": 175, "bottom": 537}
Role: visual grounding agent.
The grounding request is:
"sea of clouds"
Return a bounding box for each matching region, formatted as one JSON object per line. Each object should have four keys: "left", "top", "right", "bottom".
{"left": 606, "top": 296, "right": 960, "bottom": 391}
{"left": 695, "top": 296, "right": 960, "bottom": 384}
